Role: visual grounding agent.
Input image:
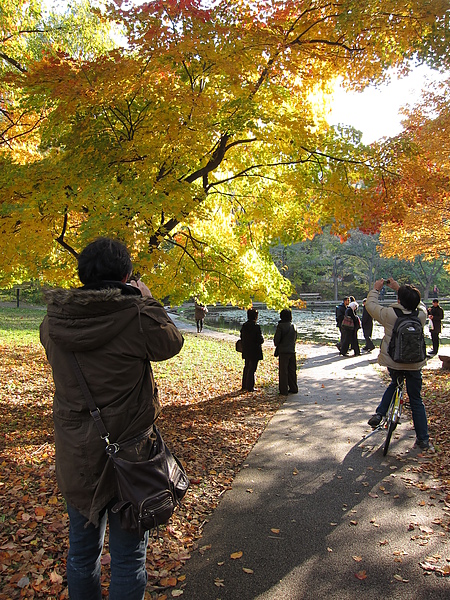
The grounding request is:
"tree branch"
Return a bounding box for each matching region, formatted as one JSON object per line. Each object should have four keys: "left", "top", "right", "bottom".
{"left": 0, "top": 51, "right": 26, "bottom": 73}
{"left": 55, "top": 210, "right": 79, "bottom": 258}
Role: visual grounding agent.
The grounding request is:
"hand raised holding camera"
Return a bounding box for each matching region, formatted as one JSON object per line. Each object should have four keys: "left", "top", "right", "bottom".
{"left": 385, "top": 278, "right": 400, "bottom": 292}
{"left": 129, "top": 278, "right": 153, "bottom": 298}
{"left": 374, "top": 278, "right": 384, "bottom": 291}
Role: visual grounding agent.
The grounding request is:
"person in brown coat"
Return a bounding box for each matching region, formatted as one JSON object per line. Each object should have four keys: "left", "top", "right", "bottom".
{"left": 40, "top": 237, "right": 184, "bottom": 600}
{"left": 194, "top": 301, "right": 208, "bottom": 332}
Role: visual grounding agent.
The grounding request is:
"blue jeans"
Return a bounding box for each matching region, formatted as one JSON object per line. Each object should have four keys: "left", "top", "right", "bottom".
{"left": 376, "top": 368, "right": 429, "bottom": 445}
{"left": 67, "top": 502, "right": 148, "bottom": 600}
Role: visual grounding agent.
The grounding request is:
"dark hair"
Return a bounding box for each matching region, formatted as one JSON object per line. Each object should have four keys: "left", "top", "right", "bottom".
{"left": 343, "top": 297, "right": 350, "bottom": 302}
{"left": 77, "top": 237, "right": 132, "bottom": 285}
{"left": 280, "top": 308, "right": 292, "bottom": 322}
{"left": 433, "top": 298, "right": 439, "bottom": 303}
{"left": 349, "top": 296, "right": 355, "bottom": 302}
{"left": 247, "top": 308, "right": 258, "bottom": 321}
{"left": 397, "top": 284, "right": 421, "bottom": 311}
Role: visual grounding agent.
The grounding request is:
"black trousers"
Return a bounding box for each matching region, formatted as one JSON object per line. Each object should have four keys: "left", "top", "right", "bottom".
{"left": 363, "top": 327, "right": 375, "bottom": 351}
{"left": 431, "top": 330, "right": 440, "bottom": 354}
{"left": 340, "top": 329, "right": 360, "bottom": 356}
{"left": 278, "top": 353, "right": 298, "bottom": 395}
{"left": 242, "top": 359, "right": 259, "bottom": 391}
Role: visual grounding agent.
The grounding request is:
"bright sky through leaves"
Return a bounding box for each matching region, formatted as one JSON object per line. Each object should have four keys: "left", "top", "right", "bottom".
{"left": 329, "top": 65, "right": 448, "bottom": 144}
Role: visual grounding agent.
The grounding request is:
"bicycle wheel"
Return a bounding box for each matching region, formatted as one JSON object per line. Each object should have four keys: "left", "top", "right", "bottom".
{"left": 383, "top": 419, "right": 396, "bottom": 456}
{"left": 383, "top": 390, "right": 400, "bottom": 456}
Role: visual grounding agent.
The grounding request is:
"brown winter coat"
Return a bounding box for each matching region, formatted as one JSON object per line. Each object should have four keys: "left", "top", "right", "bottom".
{"left": 40, "top": 284, "right": 184, "bottom": 526}
{"left": 365, "top": 289, "right": 427, "bottom": 371}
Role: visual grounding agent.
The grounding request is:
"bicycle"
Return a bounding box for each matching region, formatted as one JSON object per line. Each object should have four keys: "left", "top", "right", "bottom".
{"left": 364, "top": 374, "right": 405, "bottom": 456}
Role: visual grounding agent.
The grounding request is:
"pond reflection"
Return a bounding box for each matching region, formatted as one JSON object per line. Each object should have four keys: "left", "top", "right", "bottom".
{"left": 180, "top": 305, "right": 450, "bottom": 346}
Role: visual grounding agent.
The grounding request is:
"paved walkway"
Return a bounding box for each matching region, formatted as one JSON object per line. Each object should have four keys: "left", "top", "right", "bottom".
{"left": 169, "top": 318, "right": 449, "bottom": 599}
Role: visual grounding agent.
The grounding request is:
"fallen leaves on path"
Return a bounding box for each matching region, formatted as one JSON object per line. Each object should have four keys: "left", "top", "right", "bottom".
{"left": 354, "top": 570, "right": 367, "bottom": 580}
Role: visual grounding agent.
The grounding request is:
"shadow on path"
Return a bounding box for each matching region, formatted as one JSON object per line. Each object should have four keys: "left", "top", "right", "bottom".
{"left": 180, "top": 344, "right": 448, "bottom": 600}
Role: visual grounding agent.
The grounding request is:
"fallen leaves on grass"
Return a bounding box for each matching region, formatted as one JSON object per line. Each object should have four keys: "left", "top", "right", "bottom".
{"left": 0, "top": 335, "right": 283, "bottom": 599}
{"left": 422, "top": 370, "right": 450, "bottom": 487}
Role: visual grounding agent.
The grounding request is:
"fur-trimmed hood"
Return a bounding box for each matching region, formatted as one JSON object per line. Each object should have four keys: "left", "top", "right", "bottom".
{"left": 42, "top": 283, "right": 145, "bottom": 352}
{"left": 43, "top": 281, "right": 140, "bottom": 305}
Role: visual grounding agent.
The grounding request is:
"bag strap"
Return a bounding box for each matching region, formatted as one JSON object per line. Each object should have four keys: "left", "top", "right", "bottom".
{"left": 69, "top": 352, "right": 114, "bottom": 449}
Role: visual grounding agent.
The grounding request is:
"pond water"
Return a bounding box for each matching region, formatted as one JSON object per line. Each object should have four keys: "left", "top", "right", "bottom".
{"left": 180, "top": 304, "right": 450, "bottom": 346}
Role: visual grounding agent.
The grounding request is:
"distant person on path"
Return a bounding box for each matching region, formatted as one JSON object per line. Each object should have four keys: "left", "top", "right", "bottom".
{"left": 239, "top": 308, "right": 264, "bottom": 392}
{"left": 427, "top": 298, "right": 444, "bottom": 357}
{"left": 361, "top": 298, "right": 376, "bottom": 352}
{"left": 273, "top": 309, "right": 298, "bottom": 396}
{"left": 194, "top": 301, "right": 208, "bottom": 333}
{"left": 339, "top": 301, "right": 360, "bottom": 356}
{"left": 40, "top": 237, "right": 184, "bottom": 600}
{"left": 335, "top": 296, "right": 350, "bottom": 350}
{"left": 366, "top": 278, "right": 433, "bottom": 452}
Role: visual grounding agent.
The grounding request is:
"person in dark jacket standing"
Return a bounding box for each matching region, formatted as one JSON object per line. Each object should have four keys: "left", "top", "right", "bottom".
{"left": 335, "top": 296, "right": 350, "bottom": 350}
{"left": 40, "top": 238, "right": 184, "bottom": 600}
{"left": 427, "top": 298, "right": 444, "bottom": 356}
{"left": 273, "top": 309, "right": 298, "bottom": 395}
{"left": 339, "top": 301, "right": 361, "bottom": 357}
{"left": 361, "top": 298, "right": 376, "bottom": 352}
{"left": 239, "top": 308, "right": 264, "bottom": 392}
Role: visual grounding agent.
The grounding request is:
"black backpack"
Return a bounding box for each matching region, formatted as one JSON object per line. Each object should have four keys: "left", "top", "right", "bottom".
{"left": 388, "top": 307, "right": 426, "bottom": 363}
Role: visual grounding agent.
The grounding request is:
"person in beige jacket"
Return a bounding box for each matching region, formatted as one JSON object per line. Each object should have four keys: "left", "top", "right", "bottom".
{"left": 365, "top": 278, "right": 433, "bottom": 452}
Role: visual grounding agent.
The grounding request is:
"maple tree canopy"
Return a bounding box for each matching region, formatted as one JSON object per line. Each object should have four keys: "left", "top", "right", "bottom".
{"left": 369, "top": 78, "right": 450, "bottom": 271}
{"left": 1, "top": 0, "right": 449, "bottom": 307}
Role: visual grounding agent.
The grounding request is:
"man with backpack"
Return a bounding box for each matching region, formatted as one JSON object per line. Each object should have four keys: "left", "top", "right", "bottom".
{"left": 365, "top": 278, "right": 434, "bottom": 452}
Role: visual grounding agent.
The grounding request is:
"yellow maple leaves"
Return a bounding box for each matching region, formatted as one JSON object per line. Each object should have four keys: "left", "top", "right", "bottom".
{"left": 2, "top": 1, "right": 450, "bottom": 302}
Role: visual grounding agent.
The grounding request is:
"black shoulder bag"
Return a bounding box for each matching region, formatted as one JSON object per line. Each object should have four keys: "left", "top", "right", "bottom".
{"left": 69, "top": 353, "right": 189, "bottom": 539}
